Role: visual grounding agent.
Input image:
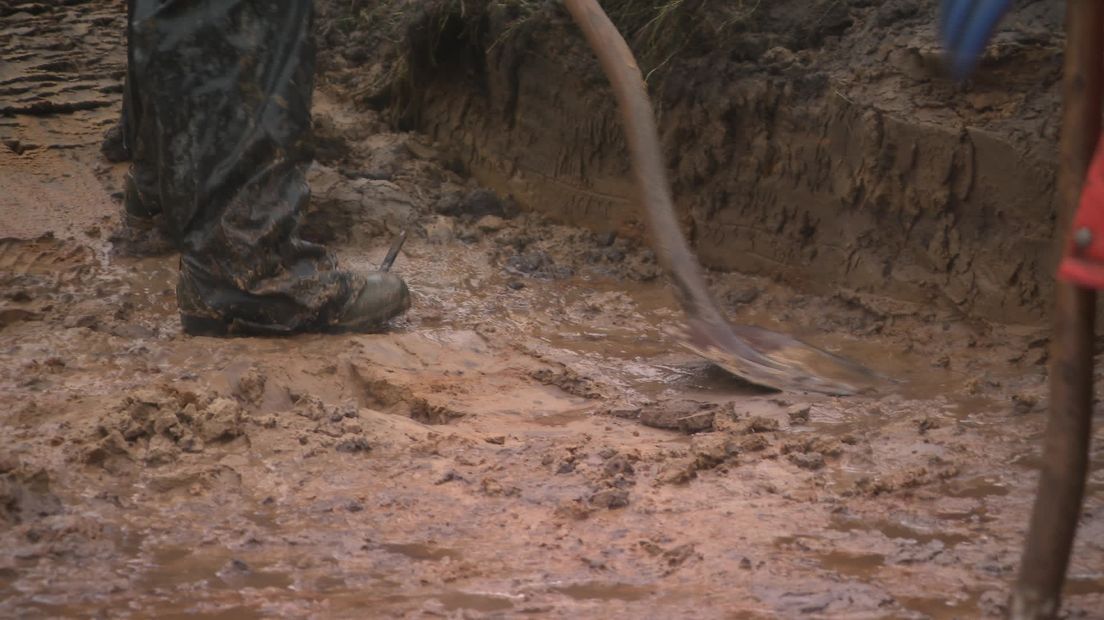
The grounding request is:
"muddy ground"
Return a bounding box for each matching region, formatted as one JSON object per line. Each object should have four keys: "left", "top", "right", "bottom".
{"left": 1, "top": 0, "right": 1104, "bottom": 618}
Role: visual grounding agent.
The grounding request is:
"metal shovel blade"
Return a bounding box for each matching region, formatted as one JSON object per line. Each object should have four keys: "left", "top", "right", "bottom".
{"left": 566, "top": 0, "right": 884, "bottom": 395}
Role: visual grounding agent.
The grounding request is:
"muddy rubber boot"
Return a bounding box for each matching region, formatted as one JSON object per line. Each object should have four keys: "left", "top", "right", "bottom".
{"left": 331, "top": 271, "right": 412, "bottom": 332}
{"left": 179, "top": 270, "right": 411, "bottom": 337}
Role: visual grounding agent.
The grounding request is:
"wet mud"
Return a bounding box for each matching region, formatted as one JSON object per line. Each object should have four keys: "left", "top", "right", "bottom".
{"left": 2, "top": 1, "right": 1104, "bottom": 618}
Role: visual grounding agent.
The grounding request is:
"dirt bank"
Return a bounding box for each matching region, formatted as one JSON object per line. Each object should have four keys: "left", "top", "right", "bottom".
{"left": 2, "top": 1, "right": 1103, "bottom": 618}
{"left": 317, "top": 0, "right": 1064, "bottom": 324}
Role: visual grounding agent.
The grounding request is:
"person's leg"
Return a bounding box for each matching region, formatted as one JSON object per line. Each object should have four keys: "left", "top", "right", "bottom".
{"left": 127, "top": 0, "right": 409, "bottom": 334}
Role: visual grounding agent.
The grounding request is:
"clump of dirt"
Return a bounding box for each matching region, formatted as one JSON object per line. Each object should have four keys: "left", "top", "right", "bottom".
{"left": 638, "top": 399, "right": 719, "bottom": 433}
{"left": 82, "top": 387, "right": 248, "bottom": 467}
{"left": 852, "top": 463, "right": 962, "bottom": 497}
{"left": 781, "top": 436, "right": 844, "bottom": 471}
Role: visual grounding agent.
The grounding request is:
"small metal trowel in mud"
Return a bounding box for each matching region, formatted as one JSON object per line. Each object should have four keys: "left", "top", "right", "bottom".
{"left": 379, "top": 228, "right": 408, "bottom": 272}
{"left": 564, "top": 0, "right": 886, "bottom": 395}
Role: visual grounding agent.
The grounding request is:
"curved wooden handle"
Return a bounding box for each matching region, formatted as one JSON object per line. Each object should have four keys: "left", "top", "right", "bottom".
{"left": 562, "top": 0, "right": 779, "bottom": 368}
{"left": 562, "top": 0, "right": 880, "bottom": 395}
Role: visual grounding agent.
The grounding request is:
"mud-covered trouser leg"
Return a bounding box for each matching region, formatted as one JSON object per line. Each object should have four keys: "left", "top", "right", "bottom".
{"left": 127, "top": 0, "right": 359, "bottom": 333}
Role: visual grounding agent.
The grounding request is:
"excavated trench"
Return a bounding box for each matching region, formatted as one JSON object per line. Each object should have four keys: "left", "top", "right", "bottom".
{"left": 317, "top": 0, "right": 1064, "bottom": 324}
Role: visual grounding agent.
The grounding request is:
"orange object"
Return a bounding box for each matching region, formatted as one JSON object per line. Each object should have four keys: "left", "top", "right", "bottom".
{"left": 1059, "top": 139, "right": 1104, "bottom": 289}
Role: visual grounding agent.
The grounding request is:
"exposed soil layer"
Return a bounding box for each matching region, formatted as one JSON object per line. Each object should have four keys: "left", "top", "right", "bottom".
{"left": 317, "top": 0, "right": 1064, "bottom": 324}
{"left": 2, "top": 1, "right": 1104, "bottom": 619}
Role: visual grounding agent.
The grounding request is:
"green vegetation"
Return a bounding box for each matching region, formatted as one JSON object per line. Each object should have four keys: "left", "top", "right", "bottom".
{"left": 336, "top": 0, "right": 762, "bottom": 80}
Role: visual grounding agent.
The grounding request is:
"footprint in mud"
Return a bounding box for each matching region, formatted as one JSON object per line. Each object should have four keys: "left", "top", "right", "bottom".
{"left": 0, "top": 237, "right": 99, "bottom": 327}
{"left": 378, "top": 542, "right": 462, "bottom": 562}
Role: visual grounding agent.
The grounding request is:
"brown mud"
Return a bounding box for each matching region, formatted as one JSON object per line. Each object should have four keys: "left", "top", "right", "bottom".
{"left": 2, "top": 0, "right": 1104, "bottom": 618}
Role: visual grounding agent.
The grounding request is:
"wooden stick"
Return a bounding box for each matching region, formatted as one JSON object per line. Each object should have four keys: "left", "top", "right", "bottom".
{"left": 1010, "top": 1, "right": 1102, "bottom": 617}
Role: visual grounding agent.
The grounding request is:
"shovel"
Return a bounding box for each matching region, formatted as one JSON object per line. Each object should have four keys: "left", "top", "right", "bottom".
{"left": 564, "top": 0, "right": 883, "bottom": 395}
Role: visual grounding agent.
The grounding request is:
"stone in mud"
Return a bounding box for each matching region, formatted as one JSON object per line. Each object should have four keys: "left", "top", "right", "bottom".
{"left": 594, "top": 231, "right": 617, "bottom": 247}
{"left": 786, "top": 404, "right": 811, "bottom": 425}
{"left": 0, "top": 453, "right": 17, "bottom": 475}
{"left": 724, "top": 286, "right": 761, "bottom": 306}
{"left": 177, "top": 431, "right": 205, "bottom": 454}
{"left": 116, "top": 390, "right": 171, "bottom": 440}
{"left": 143, "top": 435, "right": 178, "bottom": 466}
{"left": 761, "top": 45, "right": 796, "bottom": 68}
{"left": 916, "top": 416, "right": 941, "bottom": 434}
{"left": 236, "top": 366, "right": 266, "bottom": 406}
{"left": 480, "top": 477, "right": 520, "bottom": 497}
{"left": 554, "top": 498, "right": 593, "bottom": 521}
{"left": 589, "top": 487, "right": 630, "bottom": 509}
{"left": 529, "top": 366, "right": 601, "bottom": 399}
{"left": 83, "top": 429, "right": 132, "bottom": 465}
{"left": 151, "top": 407, "right": 180, "bottom": 438}
{"left": 603, "top": 454, "right": 635, "bottom": 478}
{"left": 781, "top": 436, "right": 842, "bottom": 459}
{"left": 691, "top": 433, "right": 738, "bottom": 470}
{"left": 623, "top": 250, "right": 661, "bottom": 282}
{"left": 1011, "top": 392, "right": 1040, "bottom": 414}
{"left": 198, "top": 398, "right": 245, "bottom": 443}
{"left": 605, "top": 406, "right": 641, "bottom": 419}
{"left": 100, "top": 123, "right": 128, "bottom": 162}
{"left": 602, "top": 247, "right": 625, "bottom": 263}
{"left": 436, "top": 188, "right": 518, "bottom": 220}
{"left": 657, "top": 458, "right": 698, "bottom": 485}
{"left": 661, "top": 543, "right": 700, "bottom": 573}
{"left": 423, "top": 216, "right": 454, "bottom": 242}
{"left": 506, "top": 250, "right": 573, "bottom": 279}
{"left": 475, "top": 215, "right": 507, "bottom": 233}
{"left": 733, "top": 416, "right": 780, "bottom": 434}
{"left": 639, "top": 400, "right": 718, "bottom": 433}
{"left": 336, "top": 437, "right": 372, "bottom": 453}
{"left": 216, "top": 558, "right": 253, "bottom": 587}
{"left": 788, "top": 452, "right": 825, "bottom": 471}
{"left": 738, "top": 434, "right": 771, "bottom": 453}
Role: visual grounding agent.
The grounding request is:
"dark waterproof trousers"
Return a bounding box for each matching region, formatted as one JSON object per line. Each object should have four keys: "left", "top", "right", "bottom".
{"left": 125, "top": 0, "right": 357, "bottom": 333}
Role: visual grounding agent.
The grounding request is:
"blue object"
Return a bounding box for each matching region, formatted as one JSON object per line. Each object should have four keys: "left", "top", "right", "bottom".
{"left": 940, "top": 0, "right": 1015, "bottom": 79}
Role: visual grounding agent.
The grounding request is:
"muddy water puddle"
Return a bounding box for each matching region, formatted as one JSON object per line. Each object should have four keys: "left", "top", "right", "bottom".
{"left": 517, "top": 271, "right": 1014, "bottom": 410}
{"left": 378, "top": 542, "right": 462, "bottom": 562}
{"left": 896, "top": 593, "right": 983, "bottom": 620}
{"left": 141, "top": 547, "right": 294, "bottom": 591}
{"left": 551, "top": 581, "right": 653, "bottom": 602}
{"left": 830, "top": 514, "right": 973, "bottom": 548}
